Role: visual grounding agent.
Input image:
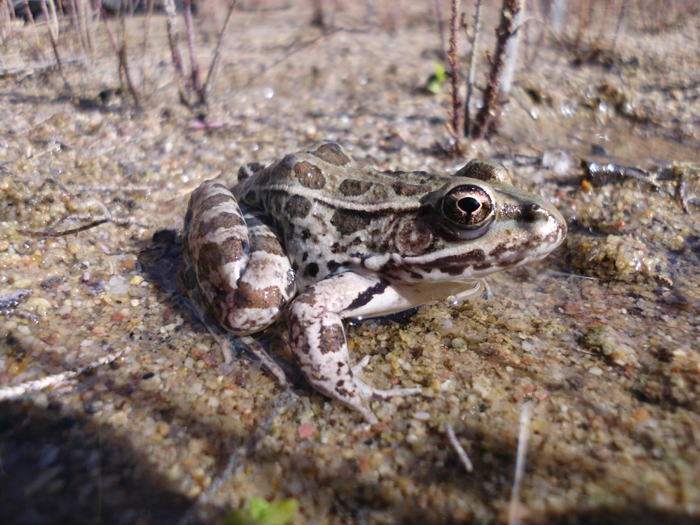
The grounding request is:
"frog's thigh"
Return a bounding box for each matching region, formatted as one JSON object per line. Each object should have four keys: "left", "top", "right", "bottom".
{"left": 289, "top": 272, "right": 420, "bottom": 424}
{"left": 225, "top": 210, "right": 296, "bottom": 334}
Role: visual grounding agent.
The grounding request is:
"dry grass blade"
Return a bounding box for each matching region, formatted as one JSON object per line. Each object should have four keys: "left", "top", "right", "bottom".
{"left": 448, "top": 0, "right": 462, "bottom": 139}
{"left": 445, "top": 423, "right": 473, "bottom": 473}
{"left": 508, "top": 402, "right": 533, "bottom": 525}
{"left": 464, "top": 0, "right": 482, "bottom": 137}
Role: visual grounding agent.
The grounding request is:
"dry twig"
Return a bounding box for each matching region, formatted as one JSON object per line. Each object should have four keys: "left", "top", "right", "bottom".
{"left": 508, "top": 402, "right": 533, "bottom": 525}
{"left": 200, "top": 0, "right": 239, "bottom": 107}
{"left": 445, "top": 423, "right": 473, "bottom": 473}
{"left": 39, "top": 0, "right": 73, "bottom": 95}
{"left": 0, "top": 348, "right": 132, "bottom": 402}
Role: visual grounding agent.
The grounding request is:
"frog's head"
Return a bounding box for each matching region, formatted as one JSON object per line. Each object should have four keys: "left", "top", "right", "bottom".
{"left": 390, "top": 160, "right": 567, "bottom": 283}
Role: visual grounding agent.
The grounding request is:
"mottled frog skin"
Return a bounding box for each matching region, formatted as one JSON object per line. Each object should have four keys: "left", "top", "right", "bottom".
{"left": 181, "top": 142, "right": 567, "bottom": 423}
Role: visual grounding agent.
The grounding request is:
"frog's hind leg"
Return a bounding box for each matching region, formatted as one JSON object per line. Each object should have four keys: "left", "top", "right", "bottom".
{"left": 288, "top": 272, "right": 421, "bottom": 424}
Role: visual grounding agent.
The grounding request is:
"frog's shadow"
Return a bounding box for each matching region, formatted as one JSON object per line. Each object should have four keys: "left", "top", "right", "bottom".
{"left": 135, "top": 228, "right": 307, "bottom": 388}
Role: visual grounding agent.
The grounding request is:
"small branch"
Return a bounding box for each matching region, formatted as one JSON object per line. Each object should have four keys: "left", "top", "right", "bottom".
{"left": 119, "top": 4, "right": 140, "bottom": 105}
{"left": 0, "top": 347, "right": 132, "bottom": 402}
{"left": 200, "top": 0, "right": 238, "bottom": 107}
{"left": 39, "top": 0, "right": 73, "bottom": 96}
{"left": 581, "top": 160, "right": 674, "bottom": 197}
{"left": 472, "top": 0, "right": 521, "bottom": 139}
{"left": 445, "top": 423, "right": 473, "bottom": 473}
{"left": 447, "top": 0, "right": 461, "bottom": 137}
{"left": 163, "top": 0, "right": 191, "bottom": 106}
{"left": 464, "top": 0, "right": 482, "bottom": 137}
{"left": 181, "top": 0, "right": 201, "bottom": 95}
{"left": 241, "top": 29, "right": 340, "bottom": 90}
{"left": 67, "top": 0, "right": 87, "bottom": 58}
{"left": 19, "top": 215, "right": 153, "bottom": 237}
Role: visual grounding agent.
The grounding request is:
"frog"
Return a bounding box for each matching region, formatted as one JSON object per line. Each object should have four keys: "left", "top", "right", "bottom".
{"left": 180, "top": 142, "right": 567, "bottom": 423}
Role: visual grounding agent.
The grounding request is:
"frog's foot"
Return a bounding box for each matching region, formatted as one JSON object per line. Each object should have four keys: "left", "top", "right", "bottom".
{"left": 238, "top": 336, "right": 289, "bottom": 387}
{"left": 351, "top": 356, "right": 423, "bottom": 399}
{"left": 289, "top": 272, "right": 424, "bottom": 424}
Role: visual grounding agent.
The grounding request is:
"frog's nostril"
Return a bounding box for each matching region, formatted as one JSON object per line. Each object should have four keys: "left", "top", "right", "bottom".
{"left": 523, "top": 203, "right": 547, "bottom": 221}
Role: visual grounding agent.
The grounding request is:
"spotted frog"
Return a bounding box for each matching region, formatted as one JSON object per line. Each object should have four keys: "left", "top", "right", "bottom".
{"left": 180, "top": 142, "right": 566, "bottom": 423}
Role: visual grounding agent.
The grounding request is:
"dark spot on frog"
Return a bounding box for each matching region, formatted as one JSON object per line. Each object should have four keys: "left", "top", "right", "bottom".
{"left": 319, "top": 323, "right": 344, "bottom": 354}
{"left": 250, "top": 233, "right": 285, "bottom": 257}
{"left": 339, "top": 179, "right": 373, "bottom": 196}
{"left": 347, "top": 279, "right": 389, "bottom": 311}
{"left": 294, "top": 160, "right": 326, "bottom": 189}
{"left": 200, "top": 211, "right": 246, "bottom": 236}
{"left": 196, "top": 238, "right": 247, "bottom": 281}
{"left": 395, "top": 218, "right": 434, "bottom": 256}
{"left": 429, "top": 249, "right": 486, "bottom": 268}
{"left": 296, "top": 289, "right": 316, "bottom": 306}
{"left": 284, "top": 195, "right": 312, "bottom": 219}
{"left": 489, "top": 242, "right": 514, "bottom": 259}
{"left": 311, "top": 142, "right": 351, "bottom": 166}
{"left": 371, "top": 184, "right": 389, "bottom": 200}
{"left": 233, "top": 282, "right": 284, "bottom": 310}
{"left": 392, "top": 181, "right": 431, "bottom": 197}
{"left": 197, "top": 191, "right": 233, "bottom": 213}
{"left": 331, "top": 208, "right": 374, "bottom": 235}
{"left": 326, "top": 260, "right": 349, "bottom": 274}
{"left": 302, "top": 252, "right": 309, "bottom": 262}
{"left": 305, "top": 262, "right": 319, "bottom": 278}
{"left": 238, "top": 162, "right": 266, "bottom": 182}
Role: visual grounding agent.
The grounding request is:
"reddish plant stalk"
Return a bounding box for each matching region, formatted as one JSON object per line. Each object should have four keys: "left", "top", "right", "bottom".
{"left": 472, "top": 0, "right": 521, "bottom": 139}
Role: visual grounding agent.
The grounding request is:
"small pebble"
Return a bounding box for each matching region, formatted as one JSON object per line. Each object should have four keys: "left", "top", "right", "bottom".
{"left": 413, "top": 411, "right": 430, "bottom": 421}
{"left": 298, "top": 422, "right": 316, "bottom": 440}
{"left": 451, "top": 337, "right": 467, "bottom": 352}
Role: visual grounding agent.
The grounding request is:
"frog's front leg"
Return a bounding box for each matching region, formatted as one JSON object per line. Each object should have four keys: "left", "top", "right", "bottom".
{"left": 289, "top": 272, "right": 422, "bottom": 424}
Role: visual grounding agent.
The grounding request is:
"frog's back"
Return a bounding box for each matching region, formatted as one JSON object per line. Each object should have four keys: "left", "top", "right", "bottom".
{"left": 233, "top": 142, "right": 447, "bottom": 209}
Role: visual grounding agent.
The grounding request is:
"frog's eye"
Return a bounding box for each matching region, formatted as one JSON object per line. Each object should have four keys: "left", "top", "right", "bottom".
{"left": 440, "top": 184, "right": 496, "bottom": 238}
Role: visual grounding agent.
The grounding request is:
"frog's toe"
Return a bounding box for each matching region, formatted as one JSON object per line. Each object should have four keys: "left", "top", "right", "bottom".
{"left": 351, "top": 355, "right": 371, "bottom": 375}
{"left": 352, "top": 375, "right": 422, "bottom": 401}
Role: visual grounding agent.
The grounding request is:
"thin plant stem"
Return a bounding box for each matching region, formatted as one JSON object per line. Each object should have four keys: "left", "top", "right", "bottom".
{"left": 39, "top": 0, "right": 73, "bottom": 95}
{"left": 201, "top": 0, "right": 239, "bottom": 107}
{"left": 464, "top": 0, "right": 482, "bottom": 137}
{"left": 163, "top": 0, "right": 190, "bottom": 106}
{"left": 182, "top": 0, "right": 201, "bottom": 94}
{"left": 472, "top": 0, "right": 521, "bottom": 139}
{"left": 447, "top": 0, "right": 461, "bottom": 137}
{"left": 431, "top": 0, "right": 449, "bottom": 68}
{"left": 141, "top": 0, "right": 156, "bottom": 92}
{"left": 119, "top": 2, "right": 139, "bottom": 104}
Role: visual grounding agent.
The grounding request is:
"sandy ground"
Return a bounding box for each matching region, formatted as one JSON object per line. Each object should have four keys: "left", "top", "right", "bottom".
{"left": 1, "top": 3, "right": 700, "bottom": 524}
